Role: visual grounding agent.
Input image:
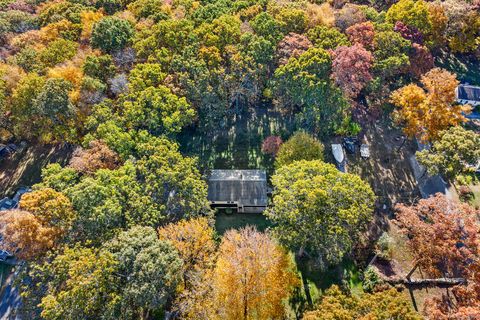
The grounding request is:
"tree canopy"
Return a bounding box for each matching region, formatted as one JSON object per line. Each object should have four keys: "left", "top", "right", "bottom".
{"left": 266, "top": 160, "right": 375, "bottom": 268}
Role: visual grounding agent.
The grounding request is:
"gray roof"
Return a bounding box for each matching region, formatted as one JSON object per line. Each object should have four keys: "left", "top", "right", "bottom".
{"left": 207, "top": 170, "right": 268, "bottom": 206}
{"left": 457, "top": 85, "right": 480, "bottom": 101}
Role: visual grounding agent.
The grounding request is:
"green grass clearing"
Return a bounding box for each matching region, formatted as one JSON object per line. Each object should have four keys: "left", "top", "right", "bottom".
{"left": 214, "top": 211, "right": 271, "bottom": 235}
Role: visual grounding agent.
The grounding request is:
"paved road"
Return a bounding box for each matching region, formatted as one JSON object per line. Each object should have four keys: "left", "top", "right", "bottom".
{"left": 0, "top": 267, "right": 22, "bottom": 320}
{"left": 0, "top": 284, "right": 21, "bottom": 320}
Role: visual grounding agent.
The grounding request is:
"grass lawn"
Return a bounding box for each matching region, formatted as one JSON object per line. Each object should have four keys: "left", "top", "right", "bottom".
{"left": 214, "top": 211, "right": 271, "bottom": 235}
{"left": 373, "top": 222, "right": 448, "bottom": 313}
{"left": 297, "top": 257, "right": 363, "bottom": 302}
{"left": 179, "top": 105, "right": 295, "bottom": 176}
{"left": 436, "top": 51, "right": 480, "bottom": 85}
{"left": 467, "top": 184, "right": 480, "bottom": 208}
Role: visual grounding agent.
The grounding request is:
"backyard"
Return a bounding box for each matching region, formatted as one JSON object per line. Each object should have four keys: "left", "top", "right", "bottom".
{"left": 179, "top": 104, "right": 425, "bottom": 312}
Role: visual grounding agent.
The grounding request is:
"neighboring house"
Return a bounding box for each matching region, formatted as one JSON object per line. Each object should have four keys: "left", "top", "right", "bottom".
{"left": 207, "top": 169, "right": 268, "bottom": 213}
{"left": 456, "top": 84, "right": 480, "bottom": 107}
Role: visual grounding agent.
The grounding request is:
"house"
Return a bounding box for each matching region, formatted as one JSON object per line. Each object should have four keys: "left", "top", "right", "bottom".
{"left": 456, "top": 84, "right": 480, "bottom": 107}
{"left": 207, "top": 169, "right": 268, "bottom": 213}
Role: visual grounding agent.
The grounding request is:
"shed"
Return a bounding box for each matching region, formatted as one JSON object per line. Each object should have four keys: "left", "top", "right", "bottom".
{"left": 207, "top": 169, "right": 268, "bottom": 213}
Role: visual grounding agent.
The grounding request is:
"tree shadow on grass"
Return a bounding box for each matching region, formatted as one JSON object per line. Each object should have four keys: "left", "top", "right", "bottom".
{"left": 0, "top": 144, "right": 74, "bottom": 197}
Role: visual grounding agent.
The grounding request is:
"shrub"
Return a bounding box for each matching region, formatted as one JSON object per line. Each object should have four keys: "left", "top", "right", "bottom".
{"left": 275, "top": 131, "right": 324, "bottom": 168}
{"left": 376, "top": 232, "right": 393, "bottom": 260}
{"left": 362, "top": 266, "right": 382, "bottom": 292}
{"left": 261, "top": 135, "right": 283, "bottom": 156}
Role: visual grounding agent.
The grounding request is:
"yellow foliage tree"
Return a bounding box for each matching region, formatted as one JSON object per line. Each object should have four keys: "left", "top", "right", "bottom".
{"left": 427, "top": 2, "right": 447, "bottom": 47}
{"left": 391, "top": 68, "right": 470, "bottom": 141}
{"left": 158, "top": 217, "right": 217, "bottom": 289}
{"left": 158, "top": 217, "right": 218, "bottom": 320}
{"left": 0, "top": 63, "right": 26, "bottom": 93}
{"left": 212, "top": 227, "right": 298, "bottom": 320}
{"left": 80, "top": 10, "right": 104, "bottom": 42}
{"left": 20, "top": 188, "right": 76, "bottom": 231}
{"left": 48, "top": 62, "right": 84, "bottom": 103}
{"left": 306, "top": 3, "right": 335, "bottom": 28}
{"left": 39, "top": 19, "right": 78, "bottom": 44}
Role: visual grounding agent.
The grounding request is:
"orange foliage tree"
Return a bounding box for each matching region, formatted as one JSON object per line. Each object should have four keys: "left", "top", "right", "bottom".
{"left": 0, "top": 188, "right": 76, "bottom": 260}
{"left": 158, "top": 217, "right": 217, "bottom": 289}
{"left": 158, "top": 217, "right": 217, "bottom": 319}
{"left": 69, "top": 139, "right": 121, "bottom": 175}
{"left": 396, "top": 194, "right": 480, "bottom": 317}
{"left": 212, "top": 227, "right": 298, "bottom": 320}
{"left": 0, "top": 210, "right": 58, "bottom": 260}
{"left": 391, "top": 68, "right": 471, "bottom": 141}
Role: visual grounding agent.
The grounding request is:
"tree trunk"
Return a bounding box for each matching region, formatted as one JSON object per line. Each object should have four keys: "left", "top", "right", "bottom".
{"left": 406, "top": 262, "right": 418, "bottom": 281}
{"left": 386, "top": 277, "right": 465, "bottom": 286}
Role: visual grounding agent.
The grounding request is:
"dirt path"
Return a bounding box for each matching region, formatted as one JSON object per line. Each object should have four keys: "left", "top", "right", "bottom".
{"left": 0, "top": 143, "right": 74, "bottom": 198}
{"left": 342, "top": 118, "right": 421, "bottom": 209}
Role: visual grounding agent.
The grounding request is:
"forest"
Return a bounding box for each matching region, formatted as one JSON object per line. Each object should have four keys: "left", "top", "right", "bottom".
{"left": 0, "top": 0, "right": 479, "bottom": 318}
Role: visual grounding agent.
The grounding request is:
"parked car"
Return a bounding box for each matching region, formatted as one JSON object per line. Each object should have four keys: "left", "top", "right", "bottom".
{"left": 0, "top": 250, "right": 13, "bottom": 262}
{"left": 0, "top": 198, "right": 16, "bottom": 211}
{"left": 0, "top": 187, "right": 31, "bottom": 211}
{"left": 342, "top": 137, "right": 359, "bottom": 154}
{"left": 12, "top": 187, "right": 31, "bottom": 202}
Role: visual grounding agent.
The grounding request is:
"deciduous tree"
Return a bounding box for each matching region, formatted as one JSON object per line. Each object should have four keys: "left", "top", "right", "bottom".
{"left": 335, "top": 4, "right": 366, "bottom": 31}
{"left": 395, "top": 194, "right": 479, "bottom": 278}
{"left": 394, "top": 21, "right": 424, "bottom": 44}
{"left": 69, "top": 139, "right": 121, "bottom": 175}
{"left": 91, "top": 16, "right": 134, "bottom": 53}
{"left": 158, "top": 217, "right": 216, "bottom": 290}
{"left": 306, "top": 25, "right": 350, "bottom": 50}
{"left": 417, "top": 126, "right": 480, "bottom": 181}
{"left": 277, "top": 8, "right": 308, "bottom": 34}
{"left": 261, "top": 135, "right": 283, "bottom": 156}
{"left": 373, "top": 31, "right": 411, "bottom": 78}
{"left": 332, "top": 44, "right": 373, "bottom": 98}
{"left": 346, "top": 21, "right": 375, "bottom": 50}
{"left": 266, "top": 160, "right": 375, "bottom": 268}
{"left": 212, "top": 227, "right": 298, "bottom": 320}
{"left": 106, "top": 226, "right": 183, "bottom": 319}
{"left": 0, "top": 210, "right": 57, "bottom": 260}
{"left": 0, "top": 188, "right": 77, "bottom": 260}
{"left": 275, "top": 131, "right": 323, "bottom": 168}
{"left": 276, "top": 32, "right": 312, "bottom": 65}
{"left": 121, "top": 86, "right": 195, "bottom": 134}
{"left": 442, "top": 0, "right": 480, "bottom": 53}
{"left": 408, "top": 43, "right": 433, "bottom": 79}
{"left": 20, "top": 188, "right": 76, "bottom": 232}
{"left": 38, "top": 246, "right": 119, "bottom": 320}
{"left": 386, "top": 0, "right": 432, "bottom": 35}
{"left": 391, "top": 68, "right": 471, "bottom": 141}
{"left": 274, "top": 48, "right": 349, "bottom": 136}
